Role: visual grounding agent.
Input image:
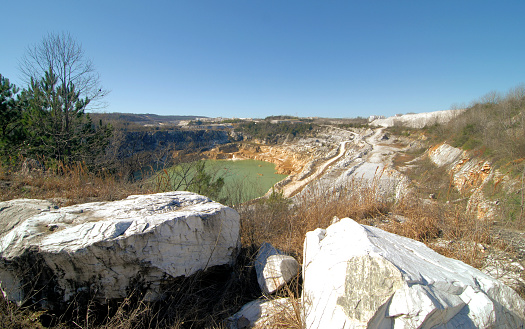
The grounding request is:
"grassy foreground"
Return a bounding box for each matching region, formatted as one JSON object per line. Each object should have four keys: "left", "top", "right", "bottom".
{"left": 1, "top": 157, "right": 523, "bottom": 328}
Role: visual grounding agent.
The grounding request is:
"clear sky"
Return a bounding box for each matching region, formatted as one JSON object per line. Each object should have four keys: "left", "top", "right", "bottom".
{"left": 2, "top": 1, "right": 525, "bottom": 119}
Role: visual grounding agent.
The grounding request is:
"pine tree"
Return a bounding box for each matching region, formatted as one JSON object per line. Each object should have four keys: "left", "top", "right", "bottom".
{"left": 23, "top": 69, "right": 112, "bottom": 166}
{"left": 0, "top": 74, "right": 24, "bottom": 158}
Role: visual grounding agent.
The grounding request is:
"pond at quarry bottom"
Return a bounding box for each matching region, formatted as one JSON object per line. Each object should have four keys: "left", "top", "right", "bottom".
{"left": 204, "top": 159, "right": 287, "bottom": 204}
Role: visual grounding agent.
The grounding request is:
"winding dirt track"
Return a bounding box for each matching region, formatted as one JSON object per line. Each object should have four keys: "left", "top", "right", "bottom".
{"left": 279, "top": 141, "right": 351, "bottom": 197}
{"left": 275, "top": 127, "right": 404, "bottom": 198}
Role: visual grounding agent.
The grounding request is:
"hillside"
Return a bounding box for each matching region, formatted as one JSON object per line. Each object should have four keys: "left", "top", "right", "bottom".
{"left": 2, "top": 88, "right": 525, "bottom": 327}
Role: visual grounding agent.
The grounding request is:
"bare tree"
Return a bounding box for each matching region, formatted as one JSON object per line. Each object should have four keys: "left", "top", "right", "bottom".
{"left": 480, "top": 90, "right": 502, "bottom": 105}
{"left": 19, "top": 32, "right": 108, "bottom": 110}
{"left": 18, "top": 32, "right": 112, "bottom": 166}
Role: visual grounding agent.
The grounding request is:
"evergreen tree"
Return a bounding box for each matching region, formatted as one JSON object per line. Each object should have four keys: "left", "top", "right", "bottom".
{"left": 23, "top": 69, "right": 112, "bottom": 166}
{"left": 0, "top": 74, "right": 25, "bottom": 158}
{"left": 187, "top": 160, "right": 225, "bottom": 201}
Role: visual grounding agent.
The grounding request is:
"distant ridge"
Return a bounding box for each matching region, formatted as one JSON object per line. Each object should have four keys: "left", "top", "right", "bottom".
{"left": 91, "top": 112, "right": 208, "bottom": 124}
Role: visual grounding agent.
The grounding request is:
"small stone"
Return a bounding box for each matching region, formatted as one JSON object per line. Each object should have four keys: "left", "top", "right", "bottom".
{"left": 236, "top": 316, "right": 250, "bottom": 328}
{"left": 255, "top": 243, "right": 299, "bottom": 295}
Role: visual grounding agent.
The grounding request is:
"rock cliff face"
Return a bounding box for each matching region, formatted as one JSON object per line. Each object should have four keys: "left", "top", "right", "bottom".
{"left": 0, "top": 192, "right": 240, "bottom": 309}
{"left": 205, "top": 125, "right": 406, "bottom": 199}
{"left": 428, "top": 142, "right": 498, "bottom": 219}
{"left": 428, "top": 143, "right": 492, "bottom": 194}
{"left": 117, "top": 130, "right": 231, "bottom": 158}
{"left": 302, "top": 218, "right": 525, "bottom": 329}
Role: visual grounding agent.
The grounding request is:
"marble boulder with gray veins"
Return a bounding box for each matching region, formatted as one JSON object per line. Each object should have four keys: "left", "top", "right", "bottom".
{"left": 302, "top": 217, "right": 525, "bottom": 329}
{"left": 0, "top": 192, "right": 240, "bottom": 309}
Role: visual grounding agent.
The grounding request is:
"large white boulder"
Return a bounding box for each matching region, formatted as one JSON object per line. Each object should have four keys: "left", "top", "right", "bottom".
{"left": 0, "top": 192, "right": 240, "bottom": 308}
{"left": 302, "top": 218, "right": 525, "bottom": 329}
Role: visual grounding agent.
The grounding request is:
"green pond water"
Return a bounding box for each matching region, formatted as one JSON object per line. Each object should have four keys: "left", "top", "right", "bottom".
{"left": 205, "top": 159, "right": 287, "bottom": 203}
{"left": 159, "top": 159, "right": 287, "bottom": 204}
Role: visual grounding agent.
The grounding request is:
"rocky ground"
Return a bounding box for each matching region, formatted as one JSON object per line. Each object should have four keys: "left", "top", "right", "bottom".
{"left": 207, "top": 116, "right": 525, "bottom": 298}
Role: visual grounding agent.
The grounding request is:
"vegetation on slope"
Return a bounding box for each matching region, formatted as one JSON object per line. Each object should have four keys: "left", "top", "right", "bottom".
{"left": 236, "top": 118, "right": 316, "bottom": 143}
{"left": 433, "top": 85, "right": 525, "bottom": 161}
{"left": 1, "top": 166, "right": 507, "bottom": 328}
{"left": 387, "top": 85, "right": 525, "bottom": 225}
{"left": 2, "top": 32, "right": 525, "bottom": 326}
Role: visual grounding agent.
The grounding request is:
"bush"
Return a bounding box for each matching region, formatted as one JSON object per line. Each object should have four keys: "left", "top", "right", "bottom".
{"left": 429, "top": 85, "right": 525, "bottom": 161}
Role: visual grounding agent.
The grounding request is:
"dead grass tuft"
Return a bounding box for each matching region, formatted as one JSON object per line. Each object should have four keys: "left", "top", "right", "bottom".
{"left": 0, "top": 296, "right": 46, "bottom": 329}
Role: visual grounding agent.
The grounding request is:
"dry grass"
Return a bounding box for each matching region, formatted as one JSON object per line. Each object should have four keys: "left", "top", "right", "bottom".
{"left": 386, "top": 197, "right": 495, "bottom": 269}
{"left": 0, "top": 160, "right": 145, "bottom": 206}
{"left": 237, "top": 176, "right": 495, "bottom": 271}
{"left": 0, "top": 296, "right": 47, "bottom": 329}
{"left": 0, "top": 160, "right": 522, "bottom": 328}
{"left": 234, "top": 177, "right": 512, "bottom": 327}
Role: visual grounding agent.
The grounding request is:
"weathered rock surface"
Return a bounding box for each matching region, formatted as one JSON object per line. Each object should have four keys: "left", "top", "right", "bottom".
{"left": 119, "top": 130, "right": 230, "bottom": 155}
{"left": 227, "top": 298, "right": 297, "bottom": 329}
{"left": 428, "top": 143, "right": 493, "bottom": 193}
{"left": 428, "top": 142, "right": 499, "bottom": 220}
{"left": 0, "top": 192, "right": 240, "bottom": 308}
{"left": 428, "top": 142, "right": 464, "bottom": 168}
{"left": 255, "top": 243, "right": 299, "bottom": 295}
{"left": 302, "top": 218, "right": 525, "bottom": 329}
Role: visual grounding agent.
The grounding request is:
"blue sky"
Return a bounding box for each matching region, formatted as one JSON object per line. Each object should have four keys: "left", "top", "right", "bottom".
{"left": 2, "top": 1, "right": 525, "bottom": 118}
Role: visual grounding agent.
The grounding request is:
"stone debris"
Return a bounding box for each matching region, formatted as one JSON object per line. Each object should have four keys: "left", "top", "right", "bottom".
{"left": 370, "top": 109, "right": 464, "bottom": 129}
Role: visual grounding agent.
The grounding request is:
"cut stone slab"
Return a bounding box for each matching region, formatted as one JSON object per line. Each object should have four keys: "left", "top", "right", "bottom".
{"left": 302, "top": 218, "right": 525, "bottom": 329}
{"left": 0, "top": 192, "right": 240, "bottom": 308}
{"left": 255, "top": 242, "right": 300, "bottom": 295}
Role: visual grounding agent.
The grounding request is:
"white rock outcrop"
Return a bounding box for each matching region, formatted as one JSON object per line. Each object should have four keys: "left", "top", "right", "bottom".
{"left": 370, "top": 109, "right": 464, "bottom": 129}
{"left": 0, "top": 192, "right": 240, "bottom": 308}
{"left": 255, "top": 243, "right": 299, "bottom": 295}
{"left": 428, "top": 143, "right": 464, "bottom": 168}
{"left": 302, "top": 218, "right": 525, "bottom": 329}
